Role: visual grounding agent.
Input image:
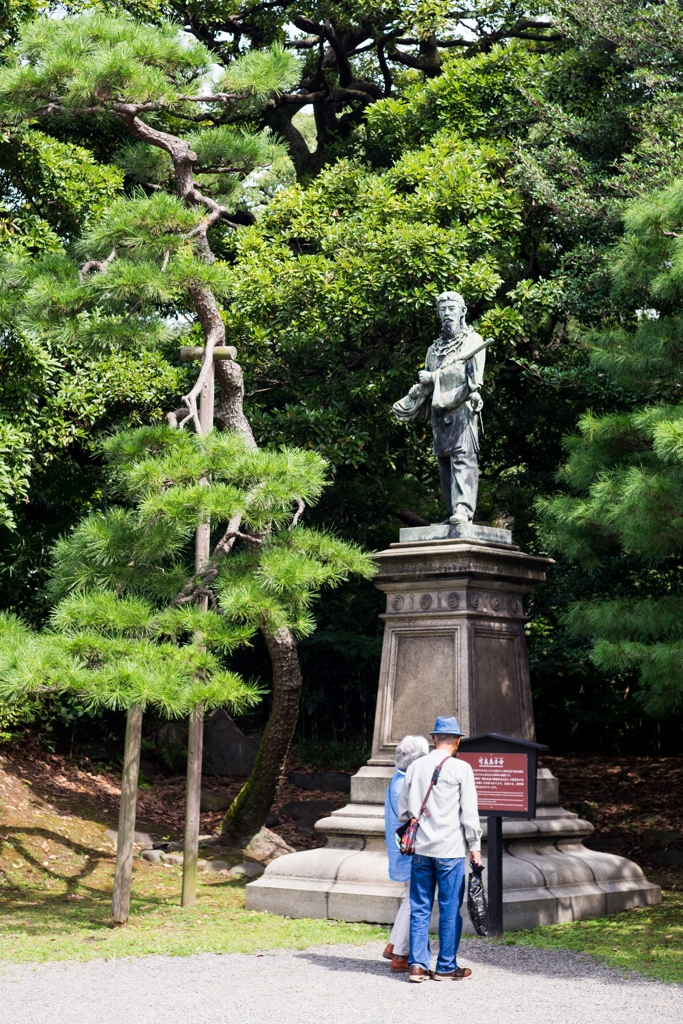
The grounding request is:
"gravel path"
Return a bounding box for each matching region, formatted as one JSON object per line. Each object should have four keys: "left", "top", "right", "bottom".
{"left": 1, "top": 939, "right": 681, "bottom": 1024}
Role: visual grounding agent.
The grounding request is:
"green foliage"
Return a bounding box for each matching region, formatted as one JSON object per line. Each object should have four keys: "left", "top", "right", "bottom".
{"left": 202, "top": 14, "right": 683, "bottom": 751}
{"left": 2, "top": 5, "right": 683, "bottom": 750}
{"left": 217, "top": 43, "right": 301, "bottom": 102}
{"left": 0, "top": 608, "right": 257, "bottom": 717}
{"left": 0, "top": 422, "right": 31, "bottom": 528}
{"left": 364, "top": 46, "right": 542, "bottom": 162}
{"left": 0, "top": 235, "right": 185, "bottom": 536}
{"left": 220, "top": 138, "right": 523, "bottom": 498}
{"left": 0, "top": 0, "right": 47, "bottom": 50}
{"left": 0, "top": 129, "right": 123, "bottom": 241}
{"left": 0, "top": 14, "right": 306, "bottom": 554}
{"left": 0, "top": 13, "right": 211, "bottom": 117}
{"left": 0, "top": 422, "right": 374, "bottom": 726}
{"left": 96, "top": 0, "right": 566, "bottom": 178}
{"left": 219, "top": 527, "right": 374, "bottom": 637}
{"left": 0, "top": 13, "right": 302, "bottom": 140}
{"left": 220, "top": 28, "right": 683, "bottom": 554}
{"left": 538, "top": 180, "right": 683, "bottom": 716}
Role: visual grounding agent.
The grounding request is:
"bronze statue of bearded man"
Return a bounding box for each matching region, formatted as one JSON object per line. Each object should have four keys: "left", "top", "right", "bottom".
{"left": 393, "top": 291, "right": 492, "bottom": 524}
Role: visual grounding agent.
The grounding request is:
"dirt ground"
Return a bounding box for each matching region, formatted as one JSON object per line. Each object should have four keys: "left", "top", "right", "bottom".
{"left": 0, "top": 740, "right": 349, "bottom": 851}
{"left": 544, "top": 755, "right": 683, "bottom": 872}
{"left": 1, "top": 741, "right": 681, "bottom": 867}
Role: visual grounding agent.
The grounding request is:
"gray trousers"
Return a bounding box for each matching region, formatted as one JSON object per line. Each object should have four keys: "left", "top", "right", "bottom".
{"left": 388, "top": 881, "right": 411, "bottom": 957}
{"left": 438, "top": 450, "right": 478, "bottom": 520}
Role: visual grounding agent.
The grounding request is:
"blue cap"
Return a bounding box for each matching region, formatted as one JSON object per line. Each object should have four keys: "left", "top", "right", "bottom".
{"left": 431, "top": 715, "right": 465, "bottom": 737}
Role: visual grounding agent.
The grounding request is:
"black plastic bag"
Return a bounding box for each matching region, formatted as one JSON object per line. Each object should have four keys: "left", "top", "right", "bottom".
{"left": 467, "top": 862, "right": 488, "bottom": 936}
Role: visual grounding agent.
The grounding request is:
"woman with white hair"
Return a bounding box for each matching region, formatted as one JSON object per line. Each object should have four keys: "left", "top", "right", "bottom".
{"left": 383, "top": 733, "right": 429, "bottom": 971}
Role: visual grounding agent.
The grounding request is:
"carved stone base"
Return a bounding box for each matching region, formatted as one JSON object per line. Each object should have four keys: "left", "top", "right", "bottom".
{"left": 369, "top": 535, "right": 550, "bottom": 760}
{"left": 246, "top": 766, "right": 661, "bottom": 929}
{"left": 247, "top": 532, "right": 661, "bottom": 928}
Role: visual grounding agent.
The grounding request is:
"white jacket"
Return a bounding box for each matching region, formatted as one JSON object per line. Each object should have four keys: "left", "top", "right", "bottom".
{"left": 398, "top": 750, "right": 482, "bottom": 858}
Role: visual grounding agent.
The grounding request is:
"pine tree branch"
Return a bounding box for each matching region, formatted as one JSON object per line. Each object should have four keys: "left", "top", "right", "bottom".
{"left": 79, "top": 248, "right": 116, "bottom": 282}
{"left": 286, "top": 35, "right": 322, "bottom": 48}
{"left": 173, "top": 585, "right": 219, "bottom": 611}
{"left": 101, "top": 104, "right": 233, "bottom": 434}
{"left": 376, "top": 38, "right": 393, "bottom": 97}
{"left": 214, "top": 519, "right": 264, "bottom": 557}
{"left": 166, "top": 407, "right": 188, "bottom": 429}
{"left": 170, "top": 508, "right": 264, "bottom": 611}
{"left": 289, "top": 498, "right": 305, "bottom": 529}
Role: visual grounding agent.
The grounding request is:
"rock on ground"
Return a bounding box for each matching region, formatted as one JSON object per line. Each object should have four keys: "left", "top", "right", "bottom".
{"left": 0, "top": 940, "right": 680, "bottom": 1024}
{"left": 241, "top": 826, "right": 295, "bottom": 863}
{"left": 228, "top": 861, "right": 265, "bottom": 878}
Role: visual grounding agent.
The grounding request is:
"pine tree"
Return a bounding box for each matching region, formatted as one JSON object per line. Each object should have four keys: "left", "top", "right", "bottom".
{"left": 537, "top": 180, "right": 683, "bottom": 718}
{"left": 0, "top": 12, "right": 375, "bottom": 895}
{"left": 0, "top": 11, "right": 293, "bottom": 585}
{"left": 0, "top": 11, "right": 298, "bottom": 435}
{"left": 0, "top": 423, "right": 374, "bottom": 916}
{"left": 0, "top": 12, "right": 321, "bottom": 847}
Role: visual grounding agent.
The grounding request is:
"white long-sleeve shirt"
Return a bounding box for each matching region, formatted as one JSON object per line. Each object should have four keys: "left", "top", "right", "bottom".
{"left": 398, "top": 750, "right": 482, "bottom": 858}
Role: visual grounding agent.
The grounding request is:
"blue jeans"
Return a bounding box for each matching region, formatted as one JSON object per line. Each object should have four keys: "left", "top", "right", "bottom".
{"left": 409, "top": 855, "right": 466, "bottom": 973}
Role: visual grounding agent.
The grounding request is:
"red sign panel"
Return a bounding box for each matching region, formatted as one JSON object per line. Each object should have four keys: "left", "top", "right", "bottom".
{"left": 457, "top": 752, "right": 528, "bottom": 813}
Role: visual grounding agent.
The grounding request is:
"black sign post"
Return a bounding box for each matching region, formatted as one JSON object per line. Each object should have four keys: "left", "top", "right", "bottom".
{"left": 457, "top": 733, "right": 548, "bottom": 938}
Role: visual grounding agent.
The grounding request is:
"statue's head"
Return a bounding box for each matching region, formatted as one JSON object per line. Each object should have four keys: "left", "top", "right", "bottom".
{"left": 436, "top": 291, "right": 467, "bottom": 338}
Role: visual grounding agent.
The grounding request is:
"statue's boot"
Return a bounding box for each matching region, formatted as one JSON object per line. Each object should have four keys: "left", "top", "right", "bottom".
{"left": 448, "top": 509, "right": 470, "bottom": 525}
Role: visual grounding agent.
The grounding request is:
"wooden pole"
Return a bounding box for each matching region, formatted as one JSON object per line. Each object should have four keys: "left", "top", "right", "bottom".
{"left": 487, "top": 815, "right": 504, "bottom": 938}
{"left": 181, "top": 353, "right": 214, "bottom": 908}
{"left": 181, "top": 703, "right": 204, "bottom": 906}
{"left": 112, "top": 703, "right": 143, "bottom": 924}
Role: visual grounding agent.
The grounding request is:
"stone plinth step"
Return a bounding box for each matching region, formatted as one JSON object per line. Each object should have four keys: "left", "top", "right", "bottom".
{"left": 398, "top": 523, "right": 513, "bottom": 545}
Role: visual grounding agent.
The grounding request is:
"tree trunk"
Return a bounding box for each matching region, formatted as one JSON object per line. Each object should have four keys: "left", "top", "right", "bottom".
{"left": 220, "top": 625, "right": 302, "bottom": 844}
{"left": 214, "top": 358, "right": 257, "bottom": 448}
{"left": 112, "top": 703, "right": 143, "bottom": 924}
{"left": 214, "top": 357, "right": 305, "bottom": 844}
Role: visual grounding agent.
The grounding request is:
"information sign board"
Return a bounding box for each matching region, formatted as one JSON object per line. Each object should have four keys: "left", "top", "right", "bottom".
{"left": 457, "top": 751, "right": 529, "bottom": 814}
{"left": 455, "top": 733, "right": 549, "bottom": 937}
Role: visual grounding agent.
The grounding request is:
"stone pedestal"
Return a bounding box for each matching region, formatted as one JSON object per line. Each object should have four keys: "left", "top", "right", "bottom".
{"left": 369, "top": 530, "right": 546, "bottom": 760}
{"left": 247, "top": 527, "right": 661, "bottom": 926}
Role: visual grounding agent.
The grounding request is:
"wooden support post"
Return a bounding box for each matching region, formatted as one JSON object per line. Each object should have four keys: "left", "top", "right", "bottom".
{"left": 181, "top": 703, "right": 204, "bottom": 907}
{"left": 193, "top": 357, "right": 214, "bottom": 571}
{"left": 112, "top": 703, "right": 143, "bottom": 924}
{"left": 181, "top": 351, "right": 215, "bottom": 908}
{"left": 487, "top": 815, "right": 504, "bottom": 938}
{"left": 180, "top": 345, "right": 236, "bottom": 362}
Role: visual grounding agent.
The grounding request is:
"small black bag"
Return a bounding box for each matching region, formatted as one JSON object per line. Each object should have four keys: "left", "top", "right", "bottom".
{"left": 467, "top": 862, "right": 488, "bottom": 936}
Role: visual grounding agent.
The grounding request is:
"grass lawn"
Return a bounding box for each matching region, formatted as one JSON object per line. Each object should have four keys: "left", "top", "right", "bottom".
{"left": 500, "top": 869, "right": 683, "bottom": 985}
{"left": 0, "top": 872, "right": 386, "bottom": 964}
{"left": 0, "top": 760, "right": 385, "bottom": 962}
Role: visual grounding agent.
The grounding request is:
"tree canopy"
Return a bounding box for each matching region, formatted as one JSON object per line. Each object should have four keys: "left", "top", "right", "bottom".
{"left": 0, "top": 11, "right": 296, "bottom": 611}
{"left": 538, "top": 180, "right": 683, "bottom": 718}
{"left": 0, "top": 422, "right": 371, "bottom": 713}
{"left": 1, "top": 4, "right": 683, "bottom": 753}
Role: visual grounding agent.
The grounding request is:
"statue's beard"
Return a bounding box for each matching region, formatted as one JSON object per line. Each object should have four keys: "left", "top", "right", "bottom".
{"left": 441, "top": 317, "right": 460, "bottom": 340}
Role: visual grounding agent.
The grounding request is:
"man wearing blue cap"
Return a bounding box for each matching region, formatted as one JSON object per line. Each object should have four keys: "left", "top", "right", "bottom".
{"left": 398, "top": 715, "right": 482, "bottom": 981}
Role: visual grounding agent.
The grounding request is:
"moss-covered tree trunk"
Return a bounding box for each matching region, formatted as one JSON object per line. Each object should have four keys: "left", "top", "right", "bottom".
{"left": 221, "top": 625, "right": 302, "bottom": 844}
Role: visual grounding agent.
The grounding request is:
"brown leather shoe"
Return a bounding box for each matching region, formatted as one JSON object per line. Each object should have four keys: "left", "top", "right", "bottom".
{"left": 382, "top": 943, "right": 394, "bottom": 961}
{"left": 408, "top": 965, "right": 430, "bottom": 983}
{"left": 432, "top": 967, "right": 473, "bottom": 980}
{"left": 390, "top": 956, "right": 409, "bottom": 972}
